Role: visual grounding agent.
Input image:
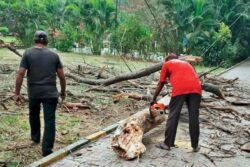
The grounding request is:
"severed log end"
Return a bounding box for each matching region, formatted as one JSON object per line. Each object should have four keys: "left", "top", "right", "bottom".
{"left": 112, "top": 121, "right": 146, "bottom": 160}
{"left": 111, "top": 109, "right": 166, "bottom": 160}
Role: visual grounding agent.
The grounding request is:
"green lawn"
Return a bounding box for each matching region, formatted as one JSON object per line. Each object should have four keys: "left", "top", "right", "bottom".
{"left": 0, "top": 36, "right": 19, "bottom": 43}
{"left": 0, "top": 48, "right": 154, "bottom": 72}
{"left": 0, "top": 48, "right": 225, "bottom": 74}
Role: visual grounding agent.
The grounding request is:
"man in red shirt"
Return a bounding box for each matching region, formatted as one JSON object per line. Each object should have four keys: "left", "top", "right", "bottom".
{"left": 151, "top": 53, "right": 201, "bottom": 152}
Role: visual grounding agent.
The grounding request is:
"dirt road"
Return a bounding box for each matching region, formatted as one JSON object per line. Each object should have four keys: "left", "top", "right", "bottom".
{"left": 50, "top": 59, "right": 250, "bottom": 167}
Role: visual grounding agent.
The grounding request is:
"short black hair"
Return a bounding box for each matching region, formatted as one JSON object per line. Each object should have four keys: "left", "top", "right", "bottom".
{"left": 165, "top": 53, "right": 178, "bottom": 62}
{"left": 34, "top": 30, "right": 48, "bottom": 45}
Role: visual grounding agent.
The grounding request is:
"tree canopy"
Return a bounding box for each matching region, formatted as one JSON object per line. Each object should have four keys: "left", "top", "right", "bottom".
{"left": 0, "top": 0, "right": 249, "bottom": 66}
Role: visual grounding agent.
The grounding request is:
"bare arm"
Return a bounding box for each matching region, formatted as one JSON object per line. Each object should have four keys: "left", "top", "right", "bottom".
{"left": 15, "top": 67, "right": 26, "bottom": 95}
{"left": 57, "top": 68, "right": 66, "bottom": 98}
{"left": 15, "top": 67, "right": 26, "bottom": 103}
{"left": 151, "top": 82, "right": 164, "bottom": 104}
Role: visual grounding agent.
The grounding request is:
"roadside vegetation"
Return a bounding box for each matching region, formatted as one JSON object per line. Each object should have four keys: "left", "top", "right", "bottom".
{"left": 0, "top": 0, "right": 249, "bottom": 67}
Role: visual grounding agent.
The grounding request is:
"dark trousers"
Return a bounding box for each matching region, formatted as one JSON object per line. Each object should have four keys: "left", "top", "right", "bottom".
{"left": 164, "top": 93, "right": 201, "bottom": 148}
{"left": 29, "top": 98, "right": 58, "bottom": 156}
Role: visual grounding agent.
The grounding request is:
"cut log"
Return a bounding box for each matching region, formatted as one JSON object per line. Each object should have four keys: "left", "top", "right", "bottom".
{"left": 111, "top": 97, "right": 168, "bottom": 160}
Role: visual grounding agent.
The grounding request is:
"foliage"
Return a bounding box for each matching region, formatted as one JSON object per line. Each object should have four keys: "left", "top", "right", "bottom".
{"left": 0, "top": 26, "right": 9, "bottom": 35}
{"left": 197, "top": 23, "right": 237, "bottom": 67}
{"left": 80, "top": 0, "right": 116, "bottom": 55}
{"left": 0, "top": 0, "right": 249, "bottom": 65}
{"left": 55, "top": 22, "right": 78, "bottom": 52}
{"left": 161, "top": 0, "right": 250, "bottom": 66}
{"left": 0, "top": 0, "right": 116, "bottom": 53}
{"left": 110, "top": 15, "right": 152, "bottom": 58}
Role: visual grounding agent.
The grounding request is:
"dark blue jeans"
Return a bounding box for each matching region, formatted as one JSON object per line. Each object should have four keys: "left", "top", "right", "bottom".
{"left": 29, "top": 98, "right": 58, "bottom": 156}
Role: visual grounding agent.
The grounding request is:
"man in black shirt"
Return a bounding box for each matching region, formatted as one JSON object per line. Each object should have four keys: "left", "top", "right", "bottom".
{"left": 15, "top": 30, "right": 66, "bottom": 157}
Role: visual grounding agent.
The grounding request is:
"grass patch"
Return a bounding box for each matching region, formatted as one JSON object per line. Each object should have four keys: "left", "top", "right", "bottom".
{"left": 0, "top": 36, "right": 18, "bottom": 43}
{"left": 57, "top": 115, "right": 81, "bottom": 131}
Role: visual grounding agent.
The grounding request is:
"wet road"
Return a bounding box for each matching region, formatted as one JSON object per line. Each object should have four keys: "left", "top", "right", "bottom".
{"left": 220, "top": 58, "right": 250, "bottom": 90}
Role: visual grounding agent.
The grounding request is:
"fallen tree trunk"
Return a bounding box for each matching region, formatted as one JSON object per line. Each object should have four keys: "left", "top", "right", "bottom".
{"left": 112, "top": 108, "right": 166, "bottom": 160}
{"left": 66, "top": 56, "right": 202, "bottom": 86}
{"left": 66, "top": 62, "right": 163, "bottom": 86}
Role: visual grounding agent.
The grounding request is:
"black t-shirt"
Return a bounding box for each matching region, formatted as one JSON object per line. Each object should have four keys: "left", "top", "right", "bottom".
{"left": 20, "top": 47, "right": 63, "bottom": 99}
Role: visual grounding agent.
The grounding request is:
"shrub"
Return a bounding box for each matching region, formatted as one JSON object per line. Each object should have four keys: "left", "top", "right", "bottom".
{"left": 55, "top": 22, "right": 77, "bottom": 52}
{"left": 0, "top": 26, "right": 9, "bottom": 35}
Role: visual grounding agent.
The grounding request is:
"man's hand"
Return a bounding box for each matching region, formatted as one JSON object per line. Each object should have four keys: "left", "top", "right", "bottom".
{"left": 60, "top": 91, "right": 66, "bottom": 101}
{"left": 149, "top": 101, "right": 157, "bottom": 118}
{"left": 150, "top": 100, "right": 156, "bottom": 106}
{"left": 14, "top": 94, "right": 22, "bottom": 105}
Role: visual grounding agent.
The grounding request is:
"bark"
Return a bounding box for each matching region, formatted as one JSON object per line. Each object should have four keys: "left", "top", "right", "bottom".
{"left": 202, "top": 83, "right": 225, "bottom": 99}
{"left": 112, "top": 108, "right": 166, "bottom": 160}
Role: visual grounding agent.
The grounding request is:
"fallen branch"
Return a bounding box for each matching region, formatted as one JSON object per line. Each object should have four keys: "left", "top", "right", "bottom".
{"left": 66, "top": 62, "right": 163, "bottom": 86}
{"left": 5, "top": 144, "right": 32, "bottom": 151}
{"left": 81, "top": 98, "right": 101, "bottom": 112}
{"left": 202, "top": 83, "right": 225, "bottom": 99}
{"left": 0, "top": 40, "right": 22, "bottom": 57}
{"left": 112, "top": 92, "right": 151, "bottom": 103}
{"left": 66, "top": 56, "right": 203, "bottom": 86}
{"left": 64, "top": 102, "right": 90, "bottom": 110}
{"left": 0, "top": 103, "right": 8, "bottom": 110}
{"left": 200, "top": 103, "right": 238, "bottom": 115}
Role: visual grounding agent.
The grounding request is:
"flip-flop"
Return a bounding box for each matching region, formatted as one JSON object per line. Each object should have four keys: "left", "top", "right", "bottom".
{"left": 155, "top": 143, "right": 171, "bottom": 150}
{"left": 192, "top": 146, "right": 200, "bottom": 152}
{"left": 171, "top": 144, "right": 178, "bottom": 148}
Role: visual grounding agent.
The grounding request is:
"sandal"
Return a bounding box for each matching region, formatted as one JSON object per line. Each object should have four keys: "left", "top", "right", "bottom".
{"left": 155, "top": 143, "right": 171, "bottom": 150}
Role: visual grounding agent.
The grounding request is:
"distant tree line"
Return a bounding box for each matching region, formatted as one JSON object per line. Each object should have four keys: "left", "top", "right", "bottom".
{"left": 0, "top": 0, "right": 249, "bottom": 66}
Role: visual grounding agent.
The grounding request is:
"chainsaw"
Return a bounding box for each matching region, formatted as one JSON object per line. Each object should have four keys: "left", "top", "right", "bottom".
{"left": 150, "top": 103, "right": 168, "bottom": 116}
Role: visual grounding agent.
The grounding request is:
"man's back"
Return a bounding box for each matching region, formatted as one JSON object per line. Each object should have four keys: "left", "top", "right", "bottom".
{"left": 20, "top": 47, "right": 62, "bottom": 99}
{"left": 160, "top": 59, "right": 201, "bottom": 97}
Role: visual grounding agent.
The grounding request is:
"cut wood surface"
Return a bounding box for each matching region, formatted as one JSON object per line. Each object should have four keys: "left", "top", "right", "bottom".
{"left": 111, "top": 96, "right": 170, "bottom": 160}
{"left": 112, "top": 109, "right": 166, "bottom": 160}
